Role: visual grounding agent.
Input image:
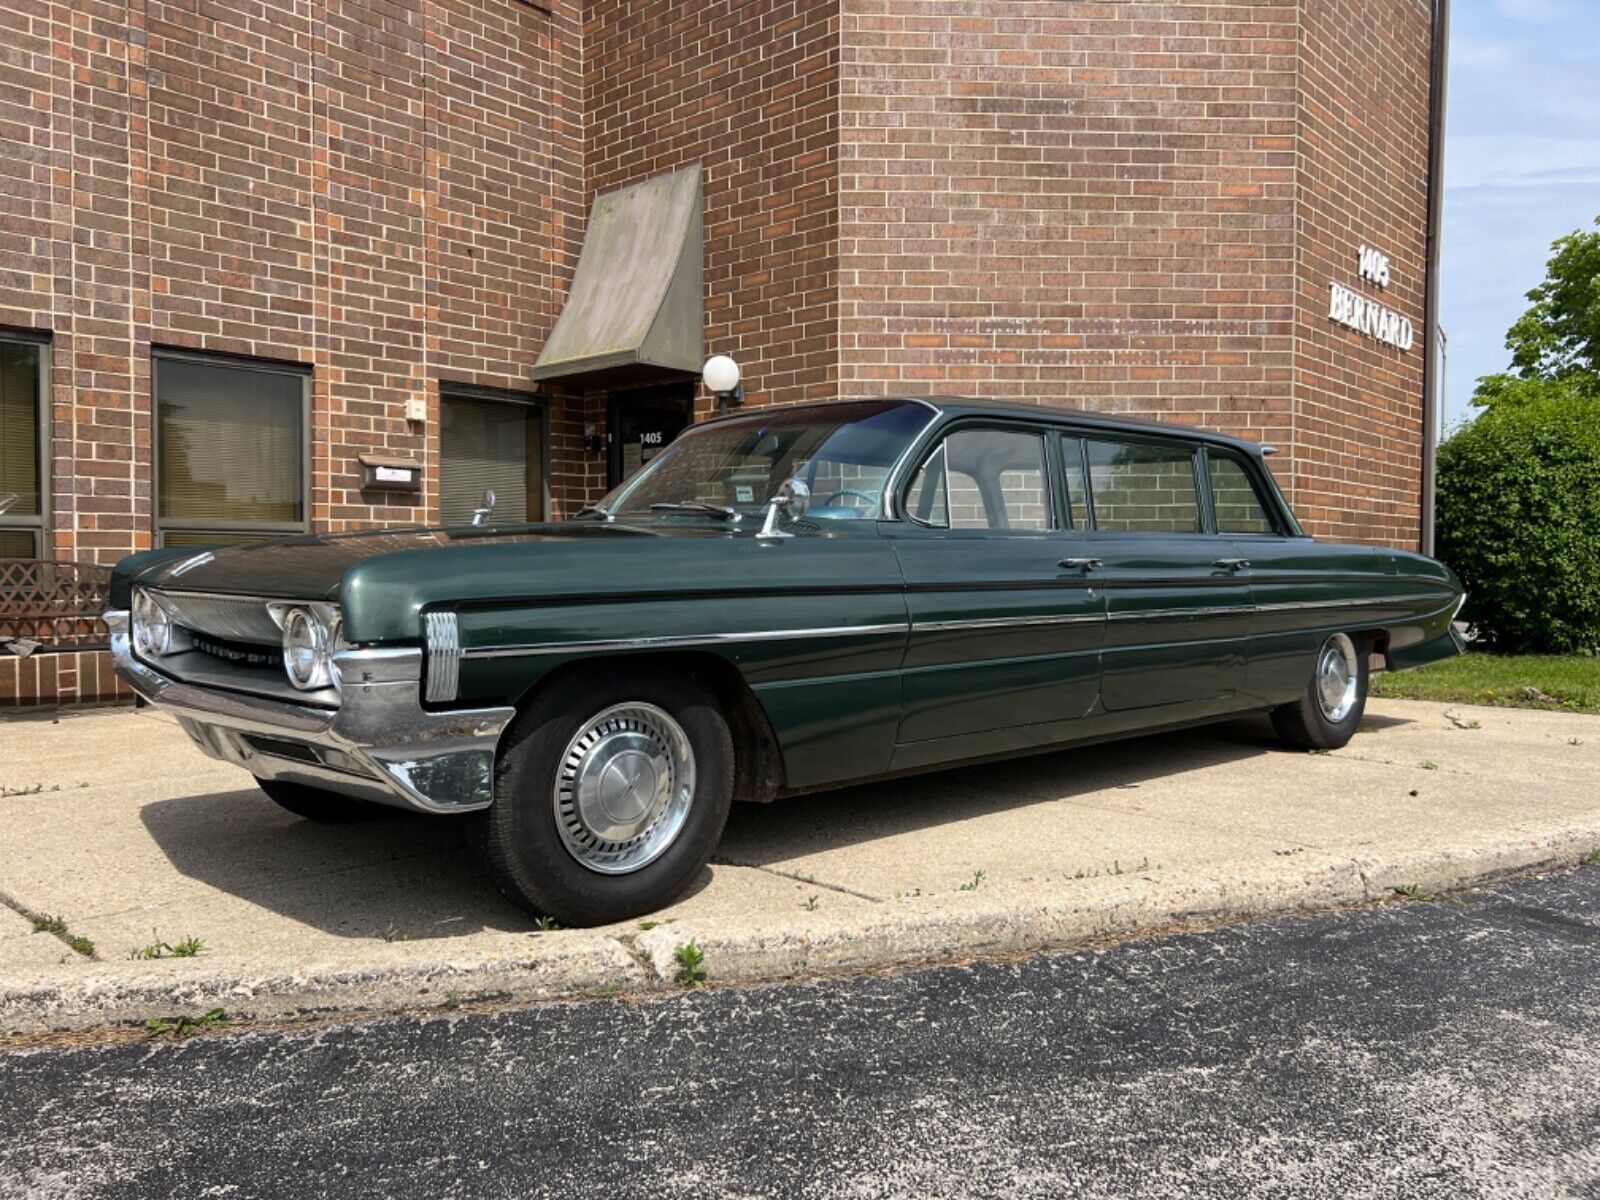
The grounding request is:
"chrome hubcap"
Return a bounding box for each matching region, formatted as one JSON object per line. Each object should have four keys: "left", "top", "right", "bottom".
{"left": 554, "top": 703, "right": 695, "bottom": 875}
{"left": 1315, "top": 633, "right": 1360, "bottom": 723}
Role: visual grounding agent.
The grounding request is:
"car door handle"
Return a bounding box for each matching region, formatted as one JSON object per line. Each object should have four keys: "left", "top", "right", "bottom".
{"left": 1058, "top": 557, "right": 1101, "bottom": 571}
{"left": 1214, "top": 557, "right": 1250, "bottom": 571}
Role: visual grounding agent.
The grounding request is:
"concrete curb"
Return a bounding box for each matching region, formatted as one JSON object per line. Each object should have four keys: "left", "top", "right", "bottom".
{"left": 5, "top": 818, "right": 1597, "bottom": 1036}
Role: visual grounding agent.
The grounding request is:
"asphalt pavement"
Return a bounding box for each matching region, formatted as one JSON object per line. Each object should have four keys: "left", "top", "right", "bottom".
{"left": 4, "top": 867, "right": 1600, "bottom": 1198}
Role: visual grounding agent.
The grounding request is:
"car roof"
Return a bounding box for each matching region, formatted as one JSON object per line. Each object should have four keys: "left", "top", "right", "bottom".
{"left": 701, "top": 396, "right": 1273, "bottom": 456}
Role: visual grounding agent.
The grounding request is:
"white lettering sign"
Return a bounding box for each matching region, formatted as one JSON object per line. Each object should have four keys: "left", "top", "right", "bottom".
{"left": 1328, "top": 245, "right": 1411, "bottom": 352}
{"left": 1357, "top": 245, "right": 1391, "bottom": 289}
{"left": 375, "top": 466, "right": 413, "bottom": 483}
{"left": 1328, "top": 282, "right": 1414, "bottom": 352}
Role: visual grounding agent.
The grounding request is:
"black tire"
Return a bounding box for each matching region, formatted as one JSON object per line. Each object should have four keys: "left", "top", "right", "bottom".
{"left": 257, "top": 777, "right": 392, "bottom": 822}
{"left": 483, "top": 669, "right": 735, "bottom": 927}
{"left": 1270, "top": 632, "right": 1369, "bottom": 751}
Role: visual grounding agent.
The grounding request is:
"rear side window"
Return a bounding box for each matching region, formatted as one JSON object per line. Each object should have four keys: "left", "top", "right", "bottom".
{"left": 1085, "top": 439, "right": 1201, "bottom": 534}
{"left": 1208, "top": 455, "right": 1277, "bottom": 534}
{"left": 907, "top": 427, "right": 1054, "bottom": 531}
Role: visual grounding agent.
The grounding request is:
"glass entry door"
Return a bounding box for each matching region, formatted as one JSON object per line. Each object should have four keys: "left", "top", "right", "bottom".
{"left": 607, "top": 383, "right": 694, "bottom": 488}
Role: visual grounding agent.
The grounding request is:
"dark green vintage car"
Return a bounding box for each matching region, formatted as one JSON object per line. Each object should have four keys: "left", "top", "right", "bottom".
{"left": 107, "top": 399, "right": 1465, "bottom": 924}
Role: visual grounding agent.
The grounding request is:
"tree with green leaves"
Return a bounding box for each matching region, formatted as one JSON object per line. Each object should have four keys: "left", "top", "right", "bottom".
{"left": 1438, "top": 215, "right": 1600, "bottom": 652}
{"left": 1474, "top": 217, "right": 1600, "bottom": 407}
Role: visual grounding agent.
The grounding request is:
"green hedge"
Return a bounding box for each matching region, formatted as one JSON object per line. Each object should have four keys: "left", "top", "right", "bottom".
{"left": 1436, "top": 392, "right": 1600, "bottom": 653}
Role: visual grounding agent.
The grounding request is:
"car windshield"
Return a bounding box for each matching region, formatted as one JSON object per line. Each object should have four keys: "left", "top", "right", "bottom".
{"left": 598, "top": 400, "right": 934, "bottom": 520}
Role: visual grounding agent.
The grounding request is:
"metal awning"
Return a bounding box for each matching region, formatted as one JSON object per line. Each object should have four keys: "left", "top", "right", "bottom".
{"left": 531, "top": 165, "right": 704, "bottom": 386}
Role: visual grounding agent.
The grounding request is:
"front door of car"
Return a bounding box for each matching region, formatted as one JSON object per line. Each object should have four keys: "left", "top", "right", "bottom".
{"left": 1077, "top": 436, "right": 1253, "bottom": 710}
{"left": 885, "top": 424, "right": 1106, "bottom": 745}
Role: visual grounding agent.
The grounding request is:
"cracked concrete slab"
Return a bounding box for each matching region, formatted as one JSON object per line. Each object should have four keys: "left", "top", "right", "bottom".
{"left": 1, "top": 698, "right": 1597, "bottom": 1033}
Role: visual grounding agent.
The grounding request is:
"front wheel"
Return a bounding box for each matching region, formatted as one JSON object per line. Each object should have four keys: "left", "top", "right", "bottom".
{"left": 1270, "top": 632, "right": 1369, "bottom": 751}
{"left": 482, "top": 670, "right": 734, "bottom": 926}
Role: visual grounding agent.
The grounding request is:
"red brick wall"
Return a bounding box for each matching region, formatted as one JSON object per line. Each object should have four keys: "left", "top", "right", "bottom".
{"left": 0, "top": 651, "right": 132, "bottom": 709}
{"left": 583, "top": 0, "right": 842, "bottom": 418}
{"left": 1291, "top": 0, "right": 1430, "bottom": 547}
{"left": 0, "top": 0, "right": 1436, "bottom": 708}
{"left": 836, "top": 0, "right": 1301, "bottom": 469}
{"left": 3, "top": 0, "right": 586, "bottom": 569}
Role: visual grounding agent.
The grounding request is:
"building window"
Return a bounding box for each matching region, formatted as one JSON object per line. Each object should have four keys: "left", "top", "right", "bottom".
{"left": 0, "top": 332, "right": 47, "bottom": 558}
{"left": 440, "top": 387, "right": 546, "bottom": 526}
{"left": 155, "top": 352, "right": 309, "bottom": 547}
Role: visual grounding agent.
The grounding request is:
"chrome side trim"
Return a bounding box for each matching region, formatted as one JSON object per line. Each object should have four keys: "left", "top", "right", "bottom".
{"left": 1251, "top": 592, "right": 1454, "bottom": 612}
{"left": 1107, "top": 605, "right": 1254, "bottom": 621}
{"left": 916, "top": 613, "right": 1102, "bottom": 633}
{"left": 424, "top": 611, "right": 462, "bottom": 703}
{"left": 462, "top": 622, "right": 908, "bottom": 661}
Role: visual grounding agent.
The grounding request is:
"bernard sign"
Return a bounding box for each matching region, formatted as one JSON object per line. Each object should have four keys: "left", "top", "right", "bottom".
{"left": 1329, "top": 245, "right": 1413, "bottom": 352}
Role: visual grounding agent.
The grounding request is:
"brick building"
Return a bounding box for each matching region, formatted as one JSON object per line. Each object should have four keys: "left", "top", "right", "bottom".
{"left": 0, "top": 0, "right": 1445, "bottom": 705}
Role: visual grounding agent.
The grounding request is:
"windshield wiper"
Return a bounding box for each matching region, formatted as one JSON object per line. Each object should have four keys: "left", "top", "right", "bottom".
{"left": 573, "top": 503, "right": 614, "bottom": 522}
{"left": 648, "top": 502, "right": 740, "bottom": 520}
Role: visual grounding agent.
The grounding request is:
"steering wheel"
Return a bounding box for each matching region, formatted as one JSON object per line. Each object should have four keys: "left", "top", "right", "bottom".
{"left": 817, "top": 489, "right": 881, "bottom": 517}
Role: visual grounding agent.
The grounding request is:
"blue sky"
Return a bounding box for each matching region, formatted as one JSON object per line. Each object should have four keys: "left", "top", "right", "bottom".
{"left": 1441, "top": 0, "right": 1600, "bottom": 429}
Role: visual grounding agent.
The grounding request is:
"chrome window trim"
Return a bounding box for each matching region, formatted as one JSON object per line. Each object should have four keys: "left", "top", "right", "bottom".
{"left": 424, "top": 611, "right": 463, "bottom": 703}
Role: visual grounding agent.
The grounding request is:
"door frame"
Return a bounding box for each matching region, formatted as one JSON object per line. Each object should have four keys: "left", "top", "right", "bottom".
{"left": 606, "top": 382, "right": 696, "bottom": 489}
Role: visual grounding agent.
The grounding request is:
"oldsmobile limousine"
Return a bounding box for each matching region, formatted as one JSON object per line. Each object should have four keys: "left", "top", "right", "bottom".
{"left": 107, "top": 399, "right": 1466, "bottom": 925}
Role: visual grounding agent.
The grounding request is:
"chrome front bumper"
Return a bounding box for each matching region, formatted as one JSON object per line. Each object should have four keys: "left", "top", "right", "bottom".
{"left": 106, "top": 611, "right": 515, "bottom": 814}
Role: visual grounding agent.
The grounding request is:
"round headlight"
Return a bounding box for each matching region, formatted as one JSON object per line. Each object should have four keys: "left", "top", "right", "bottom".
{"left": 281, "top": 607, "right": 328, "bottom": 690}
{"left": 133, "top": 590, "right": 173, "bottom": 657}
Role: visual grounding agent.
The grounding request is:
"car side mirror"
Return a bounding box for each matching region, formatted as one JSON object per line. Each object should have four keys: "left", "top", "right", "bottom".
{"left": 758, "top": 478, "right": 810, "bottom": 539}
{"left": 471, "top": 488, "right": 496, "bottom": 527}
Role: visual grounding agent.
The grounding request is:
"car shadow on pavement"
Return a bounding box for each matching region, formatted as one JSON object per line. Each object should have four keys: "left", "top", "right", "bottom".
{"left": 136, "top": 712, "right": 1412, "bottom": 939}
{"left": 716, "top": 714, "right": 1301, "bottom": 867}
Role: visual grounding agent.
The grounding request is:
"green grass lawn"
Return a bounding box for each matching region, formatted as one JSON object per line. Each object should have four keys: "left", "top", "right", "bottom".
{"left": 1373, "top": 651, "right": 1600, "bottom": 714}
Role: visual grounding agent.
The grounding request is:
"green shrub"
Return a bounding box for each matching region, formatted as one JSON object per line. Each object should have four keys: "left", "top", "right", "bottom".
{"left": 1436, "top": 390, "right": 1600, "bottom": 653}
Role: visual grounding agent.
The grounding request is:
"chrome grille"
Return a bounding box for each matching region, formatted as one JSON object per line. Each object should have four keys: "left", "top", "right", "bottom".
{"left": 150, "top": 590, "right": 280, "bottom": 644}
{"left": 424, "top": 611, "right": 462, "bottom": 704}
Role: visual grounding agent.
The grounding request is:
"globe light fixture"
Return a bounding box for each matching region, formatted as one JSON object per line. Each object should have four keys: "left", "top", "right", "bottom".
{"left": 703, "top": 355, "right": 744, "bottom": 411}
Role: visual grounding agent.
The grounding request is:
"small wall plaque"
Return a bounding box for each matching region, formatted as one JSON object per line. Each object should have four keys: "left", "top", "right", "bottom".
{"left": 358, "top": 454, "right": 423, "bottom": 493}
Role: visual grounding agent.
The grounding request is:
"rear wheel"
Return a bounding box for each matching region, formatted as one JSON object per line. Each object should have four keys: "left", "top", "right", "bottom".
{"left": 1270, "top": 632, "right": 1368, "bottom": 751}
{"left": 482, "top": 670, "right": 734, "bottom": 927}
{"left": 257, "top": 778, "right": 391, "bottom": 822}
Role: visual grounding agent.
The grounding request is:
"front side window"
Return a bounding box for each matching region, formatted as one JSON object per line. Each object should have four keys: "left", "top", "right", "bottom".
{"left": 1208, "top": 454, "right": 1277, "bottom": 535}
{"left": 441, "top": 389, "right": 546, "bottom": 525}
{"left": 906, "top": 427, "right": 1054, "bottom": 532}
{"left": 1085, "top": 439, "right": 1201, "bottom": 534}
{"left": 0, "top": 334, "right": 46, "bottom": 558}
{"left": 601, "top": 401, "right": 933, "bottom": 520}
{"left": 156, "top": 354, "right": 308, "bottom": 547}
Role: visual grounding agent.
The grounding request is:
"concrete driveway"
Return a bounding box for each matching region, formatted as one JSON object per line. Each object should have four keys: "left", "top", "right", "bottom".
{"left": 2, "top": 699, "right": 1597, "bottom": 1032}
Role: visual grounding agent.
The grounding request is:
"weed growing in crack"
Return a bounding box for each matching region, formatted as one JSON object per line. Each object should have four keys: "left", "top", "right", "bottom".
{"left": 673, "top": 940, "right": 707, "bottom": 988}
{"left": 145, "top": 1008, "right": 228, "bottom": 1040}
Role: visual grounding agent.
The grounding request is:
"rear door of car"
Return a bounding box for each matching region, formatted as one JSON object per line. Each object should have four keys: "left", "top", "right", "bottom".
{"left": 1077, "top": 433, "right": 1254, "bottom": 711}
{"left": 884, "top": 421, "right": 1106, "bottom": 744}
{"left": 1203, "top": 446, "right": 1391, "bottom": 706}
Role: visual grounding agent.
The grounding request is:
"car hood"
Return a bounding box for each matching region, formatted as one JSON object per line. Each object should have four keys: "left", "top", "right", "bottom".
{"left": 119, "top": 522, "right": 687, "bottom": 602}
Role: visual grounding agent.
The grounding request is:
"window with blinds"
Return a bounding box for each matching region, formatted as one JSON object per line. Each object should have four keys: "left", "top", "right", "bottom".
{"left": 156, "top": 354, "right": 307, "bottom": 545}
{"left": 440, "top": 392, "right": 545, "bottom": 526}
{"left": 0, "top": 336, "right": 44, "bottom": 557}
